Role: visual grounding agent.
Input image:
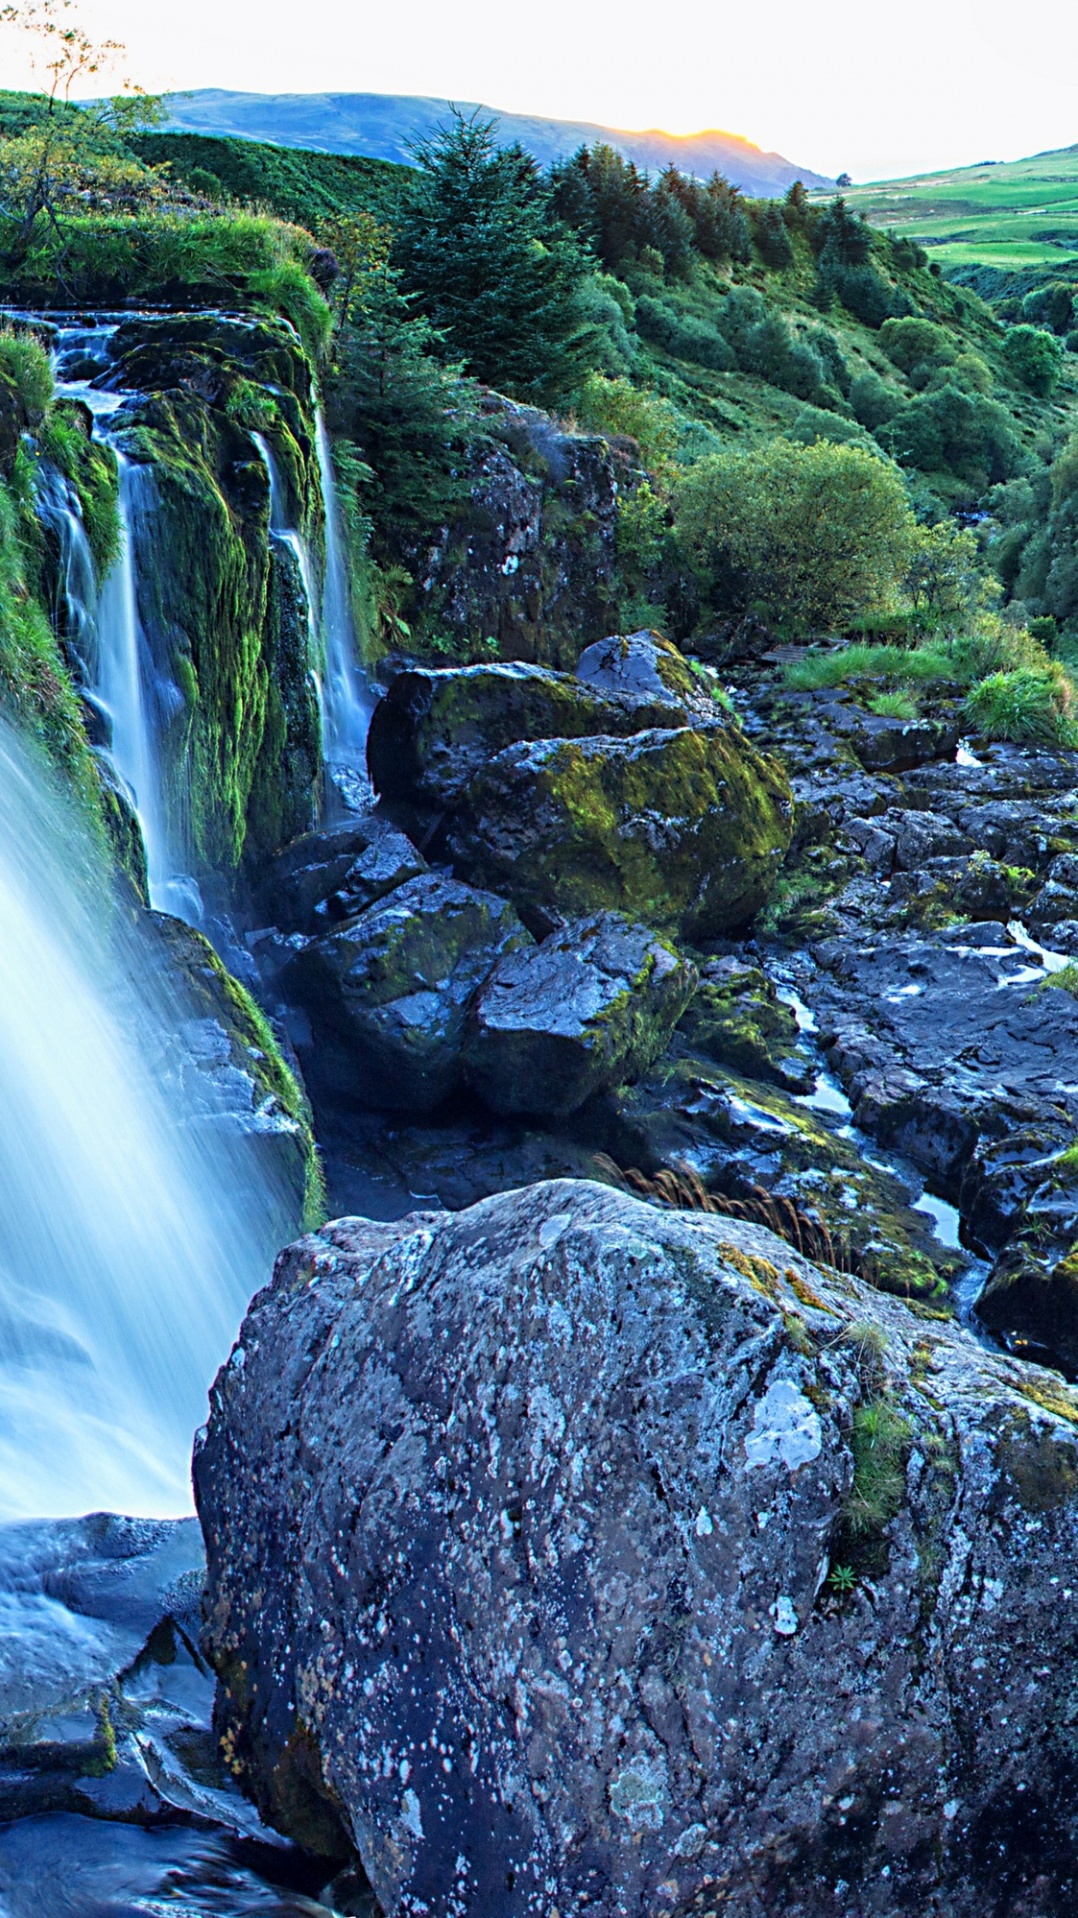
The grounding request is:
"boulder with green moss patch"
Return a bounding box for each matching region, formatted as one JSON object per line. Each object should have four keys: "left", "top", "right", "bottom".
{"left": 198, "top": 1179, "right": 1078, "bottom": 1918}
{"left": 367, "top": 660, "right": 687, "bottom": 810}
{"left": 464, "top": 913, "right": 697, "bottom": 1118}
{"left": 448, "top": 721, "right": 793, "bottom": 938}
{"left": 283, "top": 872, "right": 532, "bottom": 1111}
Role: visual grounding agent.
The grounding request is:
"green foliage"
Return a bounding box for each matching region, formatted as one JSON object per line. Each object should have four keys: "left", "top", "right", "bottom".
{"left": 549, "top": 143, "right": 750, "bottom": 276}
{"left": 845, "top": 1399, "right": 912, "bottom": 1538}
{"left": 573, "top": 371, "right": 679, "bottom": 471}
{"left": 1021, "top": 282, "right": 1075, "bottom": 336}
{"left": 394, "top": 113, "right": 596, "bottom": 406}
{"left": 1002, "top": 322, "right": 1064, "bottom": 396}
{"left": 880, "top": 384, "right": 1025, "bottom": 492}
{"left": 131, "top": 128, "right": 409, "bottom": 227}
{"left": 850, "top": 369, "right": 900, "bottom": 429}
{"left": 677, "top": 438, "right": 916, "bottom": 631}
{"left": 574, "top": 271, "right": 637, "bottom": 373}
{"left": 868, "top": 689, "right": 918, "bottom": 718}
{"left": 0, "top": 325, "right": 51, "bottom": 420}
{"left": 326, "top": 240, "right": 477, "bottom": 549}
{"left": 879, "top": 315, "right": 956, "bottom": 377}
{"left": 0, "top": 468, "right": 101, "bottom": 799}
{"left": 904, "top": 520, "right": 989, "bottom": 628}
{"left": 635, "top": 293, "right": 735, "bottom": 371}
{"left": 750, "top": 199, "right": 795, "bottom": 270}
{"left": 963, "top": 662, "right": 1077, "bottom": 745}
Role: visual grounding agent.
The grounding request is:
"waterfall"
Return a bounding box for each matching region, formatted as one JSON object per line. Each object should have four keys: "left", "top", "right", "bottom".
{"left": 254, "top": 423, "right": 371, "bottom": 787}
{"left": 316, "top": 412, "right": 372, "bottom": 768}
{"left": 0, "top": 719, "right": 291, "bottom": 1521}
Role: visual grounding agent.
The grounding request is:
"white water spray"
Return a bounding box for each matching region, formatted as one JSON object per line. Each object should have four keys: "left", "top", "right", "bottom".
{"left": 0, "top": 722, "right": 290, "bottom": 1519}
{"left": 316, "top": 412, "right": 372, "bottom": 767}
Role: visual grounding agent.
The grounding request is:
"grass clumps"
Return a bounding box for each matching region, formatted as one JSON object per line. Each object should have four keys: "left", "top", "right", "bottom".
{"left": 845, "top": 1398, "right": 914, "bottom": 1538}
{"left": 785, "top": 613, "right": 1078, "bottom": 748}
{"left": 962, "top": 662, "right": 1077, "bottom": 747}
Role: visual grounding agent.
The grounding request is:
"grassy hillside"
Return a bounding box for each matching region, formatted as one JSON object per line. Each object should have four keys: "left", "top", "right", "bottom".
{"left": 158, "top": 89, "right": 834, "bottom": 194}
{"left": 131, "top": 131, "right": 409, "bottom": 227}
{"left": 820, "top": 148, "right": 1078, "bottom": 274}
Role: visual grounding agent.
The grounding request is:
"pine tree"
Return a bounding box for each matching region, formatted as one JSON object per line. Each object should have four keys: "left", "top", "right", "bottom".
{"left": 394, "top": 113, "right": 597, "bottom": 406}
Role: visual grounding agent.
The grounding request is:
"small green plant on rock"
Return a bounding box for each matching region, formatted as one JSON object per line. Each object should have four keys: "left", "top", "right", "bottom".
{"left": 845, "top": 1398, "right": 913, "bottom": 1538}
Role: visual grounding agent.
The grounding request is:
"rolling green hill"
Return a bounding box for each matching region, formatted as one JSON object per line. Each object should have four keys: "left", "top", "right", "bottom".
{"left": 822, "top": 147, "right": 1078, "bottom": 274}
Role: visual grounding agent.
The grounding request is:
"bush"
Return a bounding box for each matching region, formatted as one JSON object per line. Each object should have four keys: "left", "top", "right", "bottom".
{"left": 0, "top": 329, "right": 52, "bottom": 424}
{"left": 850, "top": 370, "right": 900, "bottom": 430}
{"left": 1021, "top": 282, "right": 1075, "bottom": 337}
{"left": 572, "top": 372, "right": 680, "bottom": 471}
{"left": 1002, "top": 324, "right": 1064, "bottom": 397}
{"left": 963, "top": 663, "right": 1077, "bottom": 745}
{"left": 574, "top": 272, "right": 637, "bottom": 373}
{"left": 879, "top": 316, "right": 956, "bottom": 375}
{"left": 634, "top": 295, "right": 735, "bottom": 371}
{"left": 677, "top": 438, "right": 916, "bottom": 631}
{"left": 879, "top": 384, "right": 1025, "bottom": 491}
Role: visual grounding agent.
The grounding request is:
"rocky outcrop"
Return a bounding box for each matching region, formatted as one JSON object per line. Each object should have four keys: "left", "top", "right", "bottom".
{"left": 149, "top": 912, "right": 324, "bottom": 1232}
{"left": 255, "top": 811, "right": 428, "bottom": 936}
{"left": 574, "top": 628, "right": 697, "bottom": 706}
{"left": 101, "top": 313, "right": 324, "bottom": 872}
{"left": 282, "top": 872, "right": 531, "bottom": 1111}
{"left": 409, "top": 395, "right": 635, "bottom": 665}
{"left": 366, "top": 659, "right": 686, "bottom": 810}
{"left": 197, "top": 1178, "right": 1078, "bottom": 1918}
{"left": 463, "top": 913, "right": 697, "bottom": 1117}
{"left": 448, "top": 722, "right": 792, "bottom": 939}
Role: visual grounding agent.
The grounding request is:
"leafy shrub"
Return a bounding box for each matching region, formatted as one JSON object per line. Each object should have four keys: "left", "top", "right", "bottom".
{"left": 677, "top": 438, "right": 916, "bottom": 631}
{"left": 572, "top": 372, "right": 680, "bottom": 470}
{"left": 0, "top": 329, "right": 52, "bottom": 424}
{"left": 1021, "top": 282, "right": 1075, "bottom": 337}
{"left": 575, "top": 272, "right": 637, "bottom": 373}
{"left": 1002, "top": 324, "right": 1064, "bottom": 397}
{"left": 879, "top": 316, "right": 956, "bottom": 375}
{"left": 879, "top": 384, "right": 1025, "bottom": 491}
{"left": 850, "top": 370, "right": 900, "bottom": 429}
{"left": 635, "top": 295, "right": 734, "bottom": 370}
{"left": 739, "top": 312, "right": 825, "bottom": 399}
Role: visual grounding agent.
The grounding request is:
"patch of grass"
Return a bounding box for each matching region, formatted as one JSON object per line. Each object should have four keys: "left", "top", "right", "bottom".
{"left": 785, "top": 640, "right": 954, "bottom": 691}
{"left": 962, "top": 664, "right": 1078, "bottom": 747}
{"left": 867, "top": 688, "right": 919, "bottom": 719}
{"left": 844, "top": 1398, "right": 913, "bottom": 1538}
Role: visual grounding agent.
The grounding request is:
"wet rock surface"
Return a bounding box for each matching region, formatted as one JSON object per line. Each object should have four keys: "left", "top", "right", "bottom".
{"left": 0, "top": 1514, "right": 352, "bottom": 1914}
{"left": 464, "top": 913, "right": 697, "bottom": 1118}
{"left": 197, "top": 1178, "right": 1078, "bottom": 1918}
{"left": 282, "top": 872, "right": 531, "bottom": 1111}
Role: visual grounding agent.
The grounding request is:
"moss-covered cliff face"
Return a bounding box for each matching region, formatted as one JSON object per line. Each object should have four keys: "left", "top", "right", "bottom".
{"left": 105, "top": 313, "right": 324, "bottom": 874}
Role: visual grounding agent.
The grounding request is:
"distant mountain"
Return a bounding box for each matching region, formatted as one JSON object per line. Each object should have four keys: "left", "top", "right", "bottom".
{"left": 160, "top": 91, "right": 833, "bottom": 197}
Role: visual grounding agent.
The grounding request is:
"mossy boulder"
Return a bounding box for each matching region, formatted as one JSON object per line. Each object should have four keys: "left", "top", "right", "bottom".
{"left": 448, "top": 722, "right": 793, "bottom": 939}
{"left": 574, "top": 629, "right": 696, "bottom": 705}
{"left": 148, "top": 912, "right": 324, "bottom": 1233}
{"left": 464, "top": 913, "right": 697, "bottom": 1118}
{"left": 678, "top": 956, "right": 815, "bottom": 1094}
{"left": 367, "top": 660, "right": 687, "bottom": 810}
{"left": 283, "top": 872, "right": 532, "bottom": 1111}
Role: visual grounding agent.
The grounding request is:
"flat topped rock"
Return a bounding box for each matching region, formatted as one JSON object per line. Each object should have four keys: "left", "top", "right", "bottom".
{"left": 574, "top": 629, "right": 696, "bottom": 705}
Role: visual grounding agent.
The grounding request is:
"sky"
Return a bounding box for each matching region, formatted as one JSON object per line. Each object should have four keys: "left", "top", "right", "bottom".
{"left": 3, "top": 0, "right": 1078, "bottom": 184}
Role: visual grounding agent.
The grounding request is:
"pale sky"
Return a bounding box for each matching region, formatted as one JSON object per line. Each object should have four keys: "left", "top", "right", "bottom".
{"left": 3, "top": 0, "right": 1077, "bottom": 184}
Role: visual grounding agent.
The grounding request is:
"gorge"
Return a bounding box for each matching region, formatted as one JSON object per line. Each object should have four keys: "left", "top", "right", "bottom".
{"left": 8, "top": 79, "right": 1078, "bottom": 1918}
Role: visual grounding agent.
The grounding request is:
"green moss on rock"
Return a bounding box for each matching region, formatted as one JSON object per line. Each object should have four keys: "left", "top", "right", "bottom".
{"left": 449, "top": 722, "right": 794, "bottom": 938}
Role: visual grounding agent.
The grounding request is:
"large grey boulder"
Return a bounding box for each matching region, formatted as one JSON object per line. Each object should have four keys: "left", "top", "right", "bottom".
{"left": 464, "top": 913, "right": 697, "bottom": 1117}
{"left": 197, "top": 1179, "right": 1078, "bottom": 1917}
{"left": 255, "top": 811, "right": 427, "bottom": 936}
{"left": 574, "top": 628, "right": 696, "bottom": 706}
{"left": 366, "top": 660, "right": 687, "bottom": 810}
{"left": 282, "top": 872, "right": 531, "bottom": 1111}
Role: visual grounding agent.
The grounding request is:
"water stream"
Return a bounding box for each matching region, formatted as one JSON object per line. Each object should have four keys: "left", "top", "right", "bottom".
{"left": 0, "top": 721, "right": 294, "bottom": 1519}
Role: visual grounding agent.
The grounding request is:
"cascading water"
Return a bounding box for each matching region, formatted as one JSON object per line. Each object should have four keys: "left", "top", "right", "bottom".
{"left": 0, "top": 718, "right": 292, "bottom": 1520}
{"left": 254, "top": 421, "right": 372, "bottom": 790}
{"left": 41, "top": 319, "right": 202, "bottom": 920}
{"left": 316, "top": 411, "right": 372, "bottom": 768}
